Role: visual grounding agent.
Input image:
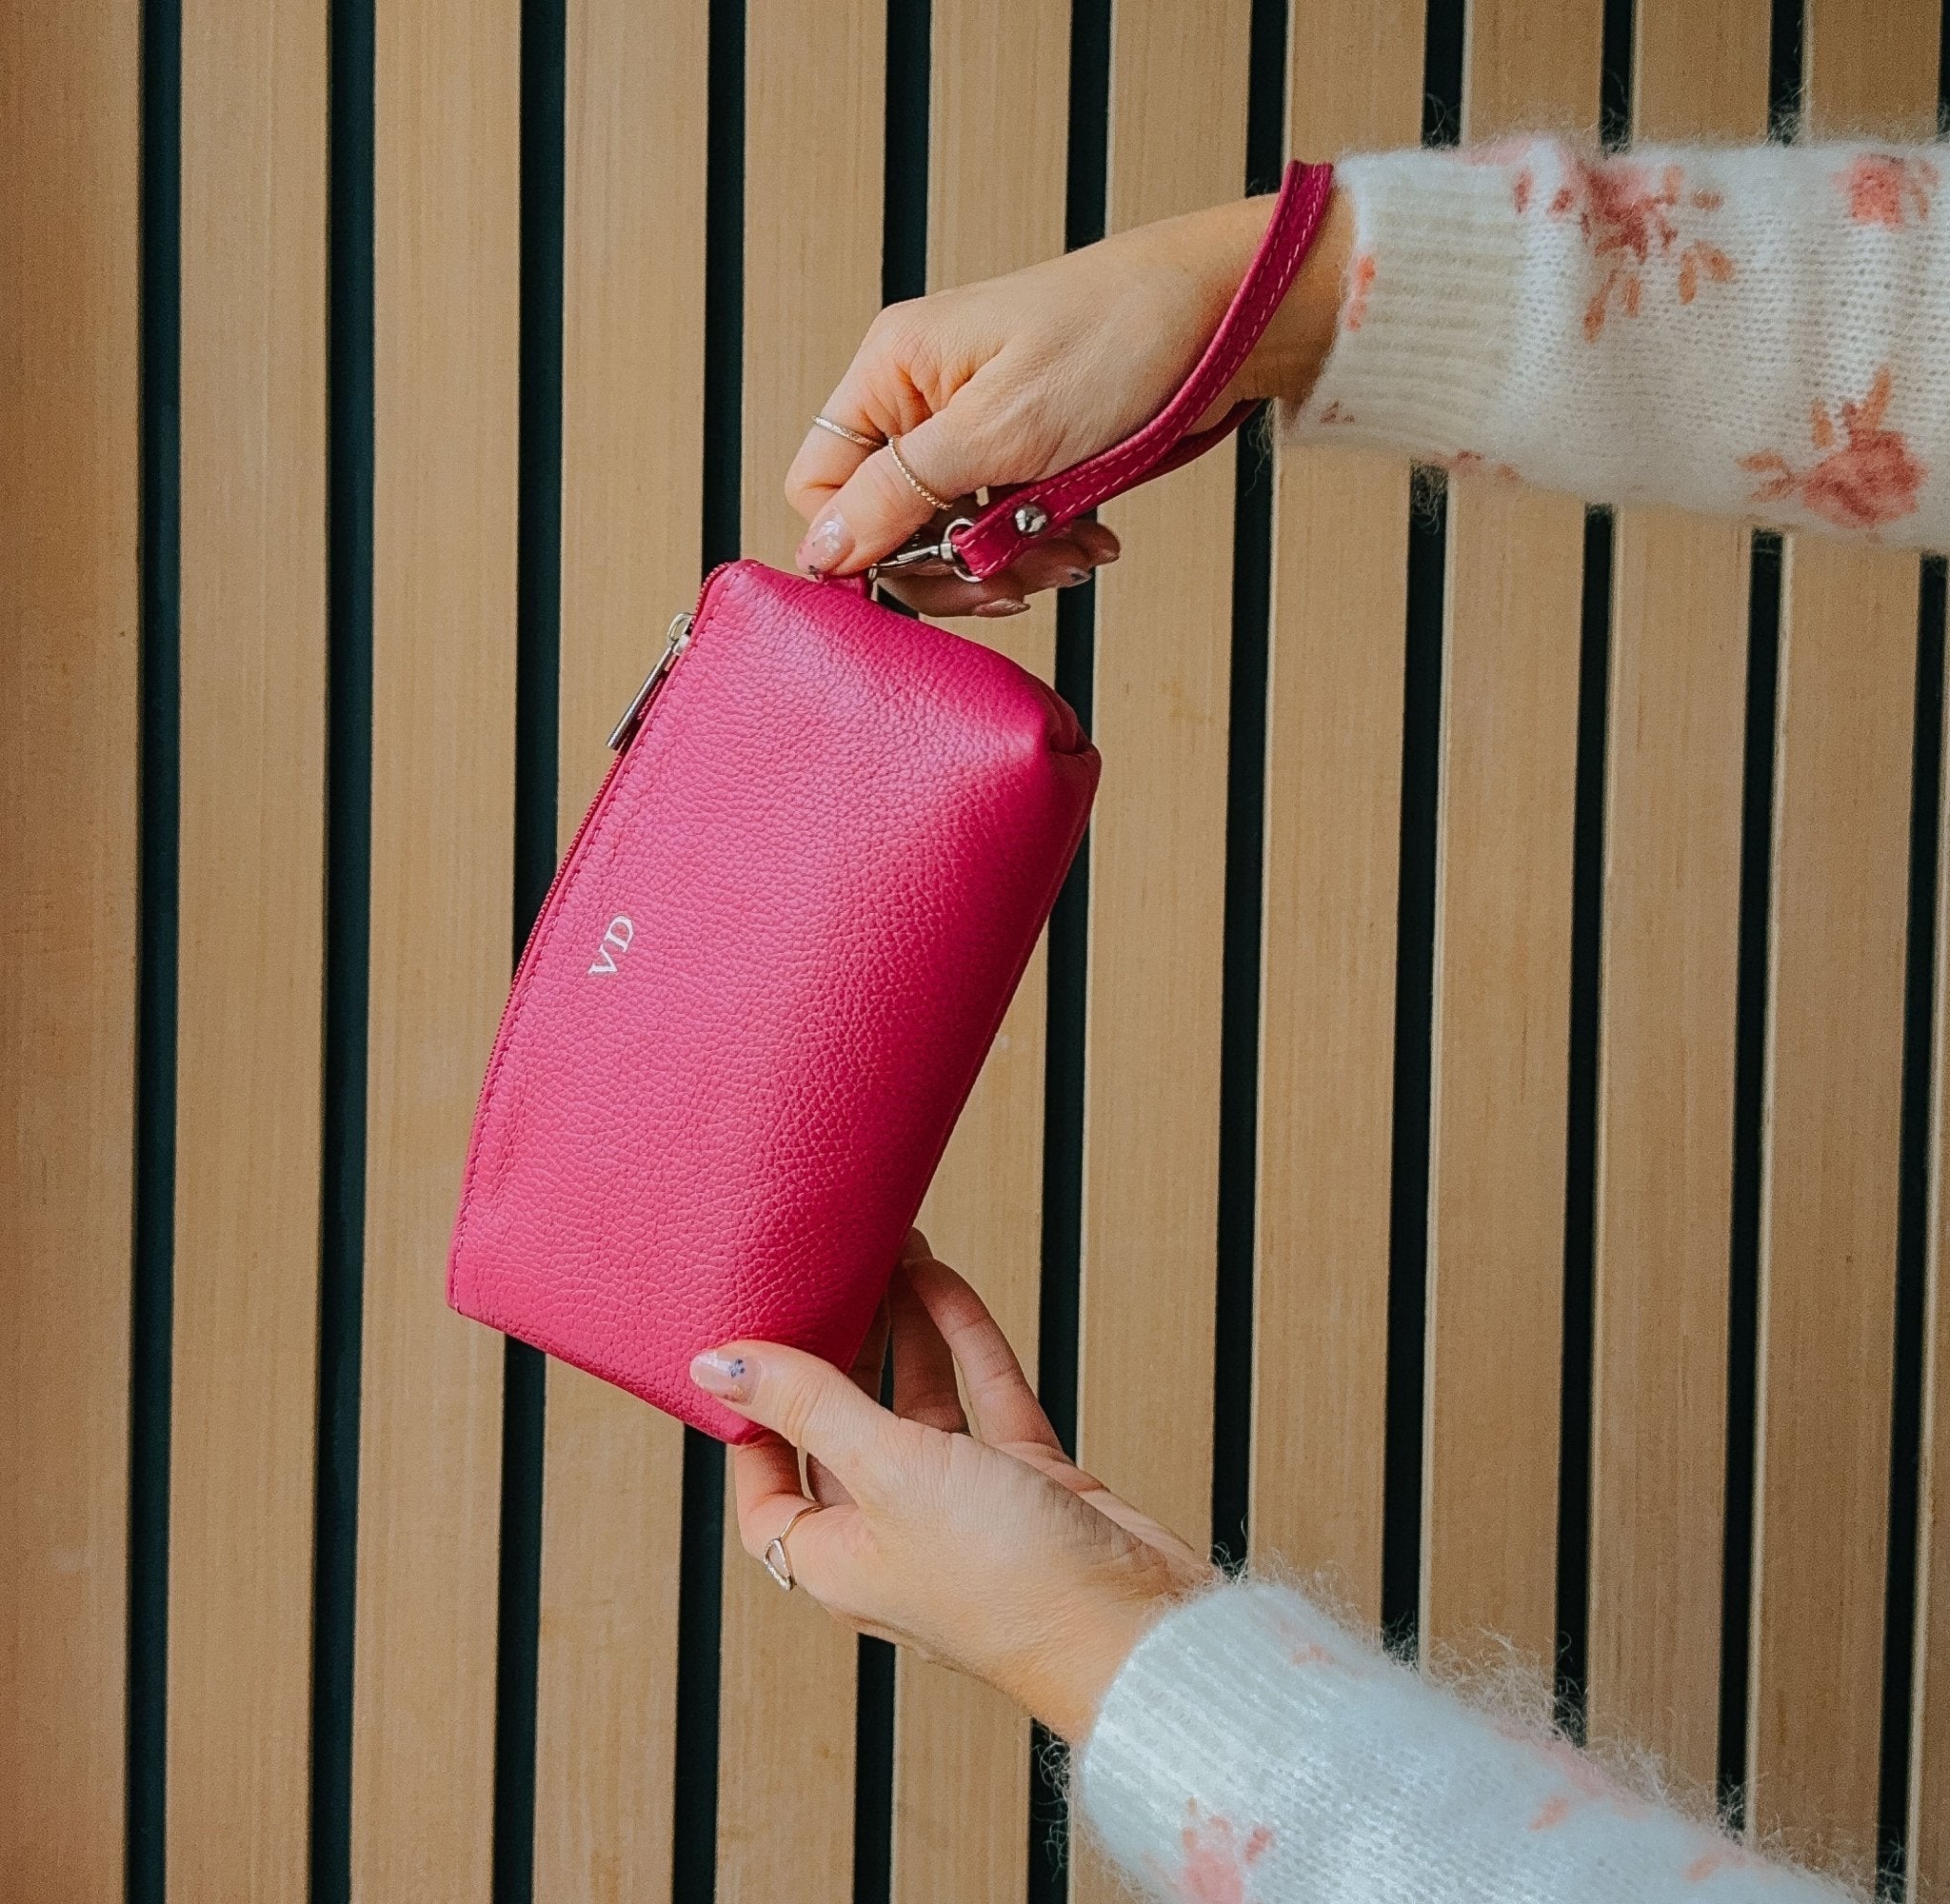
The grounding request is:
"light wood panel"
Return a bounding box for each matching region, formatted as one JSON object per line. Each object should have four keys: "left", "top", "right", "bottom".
{"left": 1744, "top": 0, "right": 1940, "bottom": 1868}
{"left": 1250, "top": 0, "right": 1424, "bottom": 1620}
{"left": 532, "top": 1, "right": 710, "bottom": 1895}
{"left": 0, "top": 3, "right": 140, "bottom": 1895}
{"left": 351, "top": 0, "right": 521, "bottom": 1893}
{"left": 714, "top": 3, "right": 886, "bottom": 1898}
{"left": 1420, "top": 0, "right": 1602, "bottom": 1671}
{"left": 169, "top": 0, "right": 328, "bottom": 1893}
{"left": 890, "top": 4, "right": 1070, "bottom": 1898}
{"left": 1583, "top": 0, "right": 1768, "bottom": 1790}
{"left": 1917, "top": 633, "right": 1950, "bottom": 1892}
{"left": 1074, "top": 5, "right": 1250, "bottom": 1899}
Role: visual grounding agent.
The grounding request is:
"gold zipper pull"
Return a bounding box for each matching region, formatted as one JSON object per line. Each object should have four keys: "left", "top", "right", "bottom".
{"left": 607, "top": 613, "right": 694, "bottom": 751}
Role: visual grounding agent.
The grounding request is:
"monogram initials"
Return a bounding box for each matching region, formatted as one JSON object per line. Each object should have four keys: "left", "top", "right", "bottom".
{"left": 587, "top": 914, "right": 634, "bottom": 976}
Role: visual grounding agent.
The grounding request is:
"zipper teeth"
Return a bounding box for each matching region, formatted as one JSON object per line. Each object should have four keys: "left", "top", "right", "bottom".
{"left": 471, "top": 559, "right": 738, "bottom": 1095}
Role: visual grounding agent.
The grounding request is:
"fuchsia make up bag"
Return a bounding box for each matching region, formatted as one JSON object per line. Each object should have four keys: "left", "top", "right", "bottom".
{"left": 448, "top": 159, "right": 1334, "bottom": 1441}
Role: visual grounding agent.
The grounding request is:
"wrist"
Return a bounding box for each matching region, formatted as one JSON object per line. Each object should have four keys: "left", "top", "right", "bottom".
{"left": 1018, "top": 1557, "right": 1202, "bottom": 1744}
{"left": 1230, "top": 177, "right": 1352, "bottom": 408}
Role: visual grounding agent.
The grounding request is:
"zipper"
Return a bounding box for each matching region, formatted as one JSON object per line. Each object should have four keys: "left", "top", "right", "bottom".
{"left": 607, "top": 610, "right": 695, "bottom": 751}
{"left": 473, "top": 564, "right": 735, "bottom": 1095}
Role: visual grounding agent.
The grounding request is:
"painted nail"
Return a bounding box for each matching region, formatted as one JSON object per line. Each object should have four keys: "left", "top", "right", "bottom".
{"left": 690, "top": 1350, "right": 752, "bottom": 1400}
{"left": 1061, "top": 566, "right": 1090, "bottom": 586}
{"left": 974, "top": 597, "right": 1029, "bottom": 618}
{"left": 797, "top": 511, "right": 851, "bottom": 576}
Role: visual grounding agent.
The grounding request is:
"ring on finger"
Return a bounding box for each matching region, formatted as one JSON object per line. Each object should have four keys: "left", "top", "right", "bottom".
{"left": 812, "top": 413, "right": 885, "bottom": 450}
{"left": 762, "top": 1499, "right": 822, "bottom": 1592}
{"left": 888, "top": 435, "right": 955, "bottom": 514}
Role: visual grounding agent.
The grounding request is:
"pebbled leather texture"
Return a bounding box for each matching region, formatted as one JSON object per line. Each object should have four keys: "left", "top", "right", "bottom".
{"left": 953, "top": 158, "right": 1336, "bottom": 580}
{"left": 448, "top": 561, "right": 1099, "bottom": 1441}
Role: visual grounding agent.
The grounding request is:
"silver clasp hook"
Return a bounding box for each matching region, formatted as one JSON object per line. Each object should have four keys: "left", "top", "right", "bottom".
{"left": 865, "top": 516, "right": 979, "bottom": 587}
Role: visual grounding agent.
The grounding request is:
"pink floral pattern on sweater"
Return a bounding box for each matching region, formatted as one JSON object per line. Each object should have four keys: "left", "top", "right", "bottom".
{"left": 1160, "top": 1801, "right": 1273, "bottom": 1904}
{"left": 1540, "top": 156, "right": 1735, "bottom": 337}
{"left": 1740, "top": 366, "right": 1926, "bottom": 530}
{"left": 1841, "top": 152, "right": 1938, "bottom": 227}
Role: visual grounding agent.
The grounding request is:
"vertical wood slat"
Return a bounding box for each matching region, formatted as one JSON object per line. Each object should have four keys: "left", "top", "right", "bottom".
{"left": 1250, "top": 0, "right": 1425, "bottom": 1619}
{"left": 533, "top": 1, "right": 710, "bottom": 1896}
{"left": 1075, "top": 5, "right": 1250, "bottom": 1898}
{"left": 1584, "top": 0, "right": 1769, "bottom": 1790}
{"left": 890, "top": 4, "right": 1070, "bottom": 1898}
{"left": 1746, "top": 0, "right": 1941, "bottom": 1865}
{"left": 714, "top": 3, "right": 885, "bottom": 1897}
{"left": 169, "top": 0, "right": 328, "bottom": 1894}
{"left": 1420, "top": 0, "right": 1602, "bottom": 1670}
{"left": 0, "top": 4, "right": 140, "bottom": 1895}
{"left": 352, "top": 0, "right": 521, "bottom": 1892}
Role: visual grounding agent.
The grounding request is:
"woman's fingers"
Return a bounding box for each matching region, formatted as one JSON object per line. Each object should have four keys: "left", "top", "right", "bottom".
{"left": 887, "top": 1255, "right": 967, "bottom": 1434}
{"left": 901, "top": 1248, "right": 1060, "bottom": 1451}
{"left": 693, "top": 1339, "right": 896, "bottom": 1501}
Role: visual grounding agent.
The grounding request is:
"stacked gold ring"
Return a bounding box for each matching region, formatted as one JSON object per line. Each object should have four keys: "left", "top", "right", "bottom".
{"left": 811, "top": 414, "right": 884, "bottom": 450}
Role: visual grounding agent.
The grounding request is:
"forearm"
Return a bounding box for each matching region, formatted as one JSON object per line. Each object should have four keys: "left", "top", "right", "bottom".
{"left": 1257, "top": 138, "right": 1949, "bottom": 551}
{"left": 1078, "top": 1581, "right": 1850, "bottom": 1904}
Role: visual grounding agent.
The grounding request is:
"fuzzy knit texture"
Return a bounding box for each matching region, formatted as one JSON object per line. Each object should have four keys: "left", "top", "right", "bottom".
{"left": 1079, "top": 1584, "right": 1846, "bottom": 1904}
{"left": 1073, "top": 135, "right": 1950, "bottom": 1904}
{"left": 1284, "top": 137, "right": 1950, "bottom": 548}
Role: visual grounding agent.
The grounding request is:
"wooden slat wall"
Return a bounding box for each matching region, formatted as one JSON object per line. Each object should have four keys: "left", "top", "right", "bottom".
{"left": 891, "top": 4, "right": 1071, "bottom": 1897}
{"left": 1073, "top": 6, "right": 1250, "bottom": 1899}
{"left": 351, "top": 0, "right": 521, "bottom": 1894}
{"left": 532, "top": 1, "right": 710, "bottom": 1896}
{"left": 1421, "top": 0, "right": 1603, "bottom": 1670}
{"left": 1583, "top": 0, "right": 1769, "bottom": 1790}
{"left": 713, "top": 3, "right": 885, "bottom": 1897}
{"left": 0, "top": 4, "right": 141, "bottom": 1897}
{"left": 169, "top": 0, "right": 328, "bottom": 1894}
{"left": 1251, "top": 0, "right": 1424, "bottom": 1621}
{"left": 10, "top": 1, "right": 1950, "bottom": 1898}
{"left": 1745, "top": 0, "right": 1941, "bottom": 1869}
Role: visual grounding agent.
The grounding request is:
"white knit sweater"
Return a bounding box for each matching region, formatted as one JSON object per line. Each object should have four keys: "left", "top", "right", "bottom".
{"left": 1081, "top": 1585, "right": 1841, "bottom": 1904}
{"left": 1284, "top": 138, "right": 1949, "bottom": 547}
{"left": 1078, "top": 135, "right": 1950, "bottom": 1904}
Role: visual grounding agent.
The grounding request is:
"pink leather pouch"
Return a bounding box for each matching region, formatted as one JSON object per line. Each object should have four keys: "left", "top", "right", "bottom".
{"left": 448, "top": 160, "right": 1333, "bottom": 1441}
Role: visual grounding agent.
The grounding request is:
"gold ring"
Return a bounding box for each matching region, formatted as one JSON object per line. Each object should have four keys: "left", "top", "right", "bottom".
{"left": 812, "top": 414, "right": 885, "bottom": 450}
{"left": 761, "top": 1500, "right": 821, "bottom": 1592}
{"left": 888, "top": 435, "right": 954, "bottom": 514}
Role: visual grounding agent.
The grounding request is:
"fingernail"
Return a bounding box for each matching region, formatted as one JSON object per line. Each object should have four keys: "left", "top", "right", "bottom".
{"left": 1061, "top": 566, "right": 1090, "bottom": 586}
{"left": 974, "top": 597, "right": 1029, "bottom": 618}
{"left": 690, "top": 1350, "right": 752, "bottom": 1400}
{"left": 797, "top": 512, "right": 851, "bottom": 576}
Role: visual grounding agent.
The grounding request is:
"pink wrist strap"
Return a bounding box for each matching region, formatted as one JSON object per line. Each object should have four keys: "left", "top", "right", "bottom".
{"left": 949, "top": 158, "right": 1336, "bottom": 582}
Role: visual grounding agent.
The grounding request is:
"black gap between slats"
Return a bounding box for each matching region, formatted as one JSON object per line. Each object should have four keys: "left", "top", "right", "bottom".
{"left": 1720, "top": 530, "right": 1782, "bottom": 1829}
{"left": 130, "top": 0, "right": 182, "bottom": 1894}
{"left": 1552, "top": 0, "right": 1633, "bottom": 1739}
{"left": 1028, "top": 0, "right": 1111, "bottom": 1893}
{"left": 1208, "top": 0, "right": 1292, "bottom": 1587}
{"left": 493, "top": 0, "right": 567, "bottom": 1896}
{"left": 669, "top": 2, "right": 746, "bottom": 1897}
{"left": 1554, "top": 507, "right": 1615, "bottom": 1744}
{"left": 1379, "top": 0, "right": 1465, "bottom": 1662}
{"left": 851, "top": 7, "right": 932, "bottom": 1899}
{"left": 309, "top": 0, "right": 376, "bottom": 1891}
{"left": 1879, "top": 557, "right": 1946, "bottom": 1898}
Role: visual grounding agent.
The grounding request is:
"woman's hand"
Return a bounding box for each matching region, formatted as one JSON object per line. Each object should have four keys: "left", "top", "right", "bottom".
{"left": 784, "top": 184, "right": 1351, "bottom": 618}
{"left": 690, "top": 1233, "right": 1215, "bottom": 1742}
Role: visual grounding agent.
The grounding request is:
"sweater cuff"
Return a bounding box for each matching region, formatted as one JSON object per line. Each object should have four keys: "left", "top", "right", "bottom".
{"left": 1076, "top": 1580, "right": 1844, "bottom": 1904}
{"left": 1282, "top": 146, "right": 1528, "bottom": 464}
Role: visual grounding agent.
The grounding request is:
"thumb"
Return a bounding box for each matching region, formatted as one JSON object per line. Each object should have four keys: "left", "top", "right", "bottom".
{"left": 800, "top": 404, "right": 992, "bottom": 577}
{"left": 691, "top": 1340, "right": 892, "bottom": 1490}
